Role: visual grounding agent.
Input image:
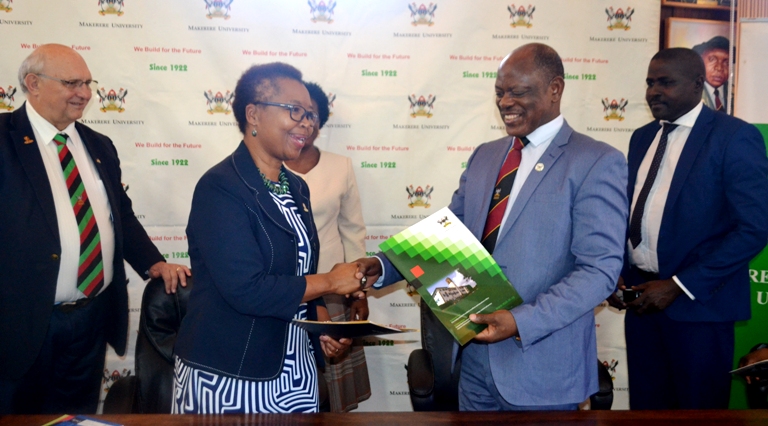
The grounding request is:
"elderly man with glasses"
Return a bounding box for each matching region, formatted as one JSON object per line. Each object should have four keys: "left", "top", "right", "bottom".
{"left": 0, "top": 43, "right": 190, "bottom": 414}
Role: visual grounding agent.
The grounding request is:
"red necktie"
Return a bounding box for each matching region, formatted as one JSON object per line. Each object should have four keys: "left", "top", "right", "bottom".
{"left": 53, "top": 133, "right": 104, "bottom": 297}
{"left": 481, "top": 136, "right": 528, "bottom": 254}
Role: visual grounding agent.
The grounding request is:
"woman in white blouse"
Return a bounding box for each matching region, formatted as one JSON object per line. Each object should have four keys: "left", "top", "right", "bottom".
{"left": 285, "top": 82, "right": 371, "bottom": 412}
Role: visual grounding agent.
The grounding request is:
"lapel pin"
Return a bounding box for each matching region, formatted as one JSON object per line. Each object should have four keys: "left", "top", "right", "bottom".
{"left": 303, "top": 203, "right": 309, "bottom": 212}
{"left": 23, "top": 136, "right": 34, "bottom": 144}
{"left": 96, "top": 159, "right": 101, "bottom": 164}
{"left": 535, "top": 163, "right": 544, "bottom": 172}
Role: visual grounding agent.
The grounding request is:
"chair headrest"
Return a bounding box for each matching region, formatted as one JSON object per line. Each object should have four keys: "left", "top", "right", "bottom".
{"left": 140, "top": 274, "right": 194, "bottom": 364}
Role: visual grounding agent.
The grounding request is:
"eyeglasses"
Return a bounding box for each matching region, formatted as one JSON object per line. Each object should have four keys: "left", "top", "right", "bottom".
{"left": 35, "top": 74, "right": 99, "bottom": 91}
{"left": 254, "top": 102, "right": 318, "bottom": 125}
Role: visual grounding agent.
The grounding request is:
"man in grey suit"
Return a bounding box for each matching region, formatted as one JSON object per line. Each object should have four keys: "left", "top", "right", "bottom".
{"left": 355, "top": 43, "right": 628, "bottom": 410}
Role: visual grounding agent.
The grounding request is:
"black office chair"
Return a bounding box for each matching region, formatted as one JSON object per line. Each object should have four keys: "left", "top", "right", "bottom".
{"left": 742, "top": 343, "right": 768, "bottom": 409}
{"left": 405, "top": 300, "right": 614, "bottom": 410}
{"left": 406, "top": 299, "right": 461, "bottom": 411}
{"left": 592, "top": 358, "right": 614, "bottom": 410}
{"left": 103, "top": 275, "right": 330, "bottom": 413}
{"left": 103, "top": 276, "right": 192, "bottom": 413}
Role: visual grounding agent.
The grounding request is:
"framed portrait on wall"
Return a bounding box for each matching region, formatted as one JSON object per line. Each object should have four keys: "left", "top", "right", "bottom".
{"left": 661, "top": 0, "right": 730, "bottom": 6}
{"left": 666, "top": 17, "right": 732, "bottom": 113}
{"left": 666, "top": 17, "right": 730, "bottom": 48}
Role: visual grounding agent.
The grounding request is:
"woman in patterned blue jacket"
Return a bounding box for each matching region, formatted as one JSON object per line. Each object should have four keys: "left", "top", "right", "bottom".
{"left": 173, "top": 63, "right": 365, "bottom": 414}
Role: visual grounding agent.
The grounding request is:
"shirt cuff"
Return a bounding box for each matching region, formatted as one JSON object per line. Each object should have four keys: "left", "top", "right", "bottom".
{"left": 373, "top": 256, "right": 386, "bottom": 288}
{"left": 672, "top": 275, "right": 696, "bottom": 300}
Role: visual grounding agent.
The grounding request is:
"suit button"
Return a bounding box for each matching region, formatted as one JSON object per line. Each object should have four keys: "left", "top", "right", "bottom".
{"left": 52, "top": 254, "right": 59, "bottom": 260}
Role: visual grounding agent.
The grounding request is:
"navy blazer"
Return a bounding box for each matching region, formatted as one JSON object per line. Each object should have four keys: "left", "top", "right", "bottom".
{"left": 175, "top": 141, "right": 324, "bottom": 380}
{"left": 623, "top": 106, "right": 768, "bottom": 322}
{"left": 0, "top": 104, "right": 165, "bottom": 381}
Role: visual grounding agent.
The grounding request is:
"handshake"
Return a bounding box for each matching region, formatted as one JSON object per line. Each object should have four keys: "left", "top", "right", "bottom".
{"left": 325, "top": 257, "right": 383, "bottom": 299}
{"left": 323, "top": 255, "right": 523, "bottom": 344}
{"left": 315, "top": 256, "right": 383, "bottom": 359}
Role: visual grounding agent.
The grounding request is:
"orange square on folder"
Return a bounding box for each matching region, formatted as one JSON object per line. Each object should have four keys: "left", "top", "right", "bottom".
{"left": 410, "top": 265, "right": 424, "bottom": 278}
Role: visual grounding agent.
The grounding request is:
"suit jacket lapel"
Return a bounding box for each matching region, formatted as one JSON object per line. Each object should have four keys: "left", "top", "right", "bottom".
{"left": 469, "top": 137, "right": 513, "bottom": 238}
{"left": 284, "top": 169, "right": 317, "bottom": 244}
{"left": 495, "top": 121, "right": 571, "bottom": 243}
{"left": 664, "top": 106, "right": 714, "bottom": 217}
{"left": 701, "top": 90, "right": 714, "bottom": 110}
{"left": 76, "top": 122, "right": 119, "bottom": 213}
{"left": 10, "top": 104, "right": 60, "bottom": 238}
{"left": 231, "top": 142, "right": 295, "bottom": 235}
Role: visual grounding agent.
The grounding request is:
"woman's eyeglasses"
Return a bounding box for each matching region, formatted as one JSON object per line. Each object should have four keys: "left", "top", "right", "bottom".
{"left": 254, "top": 102, "right": 318, "bottom": 125}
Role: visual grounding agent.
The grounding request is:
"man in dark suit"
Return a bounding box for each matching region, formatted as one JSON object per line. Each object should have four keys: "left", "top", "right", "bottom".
{"left": 609, "top": 48, "right": 768, "bottom": 409}
{"left": 0, "top": 44, "right": 191, "bottom": 414}
{"left": 356, "top": 43, "right": 628, "bottom": 410}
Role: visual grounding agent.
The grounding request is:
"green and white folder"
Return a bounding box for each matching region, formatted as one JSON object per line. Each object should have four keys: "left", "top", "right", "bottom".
{"left": 379, "top": 207, "right": 522, "bottom": 345}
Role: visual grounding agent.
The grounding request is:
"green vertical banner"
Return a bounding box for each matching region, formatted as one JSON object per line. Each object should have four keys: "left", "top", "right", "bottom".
{"left": 730, "top": 124, "right": 768, "bottom": 408}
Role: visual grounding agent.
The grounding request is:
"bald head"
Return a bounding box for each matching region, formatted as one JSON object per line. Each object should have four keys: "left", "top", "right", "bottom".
{"left": 495, "top": 43, "right": 565, "bottom": 137}
{"left": 18, "top": 44, "right": 86, "bottom": 93}
{"left": 517, "top": 43, "right": 565, "bottom": 83}
{"left": 19, "top": 44, "right": 94, "bottom": 130}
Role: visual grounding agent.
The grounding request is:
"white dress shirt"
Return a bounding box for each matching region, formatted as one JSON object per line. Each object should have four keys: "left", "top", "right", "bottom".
{"left": 704, "top": 81, "right": 724, "bottom": 110}
{"left": 628, "top": 102, "right": 704, "bottom": 300}
{"left": 498, "top": 114, "right": 564, "bottom": 235}
{"left": 26, "top": 103, "right": 115, "bottom": 303}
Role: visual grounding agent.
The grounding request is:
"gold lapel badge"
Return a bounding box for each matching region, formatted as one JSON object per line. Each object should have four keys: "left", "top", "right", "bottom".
{"left": 535, "top": 163, "right": 544, "bottom": 172}
{"left": 96, "top": 159, "right": 101, "bottom": 164}
{"left": 23, "top": 136, "right": 34, "bottom": 145}
{"left": 303, "top": 203, "right": 309, "bottom": 212}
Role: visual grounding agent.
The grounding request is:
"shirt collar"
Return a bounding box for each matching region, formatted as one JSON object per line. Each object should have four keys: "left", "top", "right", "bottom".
{"left": 662, "top": 101, "right": 703, "bottom": 129}
{"left": 25, "top": 101, "right": 78, "bottom": 146}
{"left": 524, "top": 114, "right": 564, "bottom": 147}
{"left": 704, "top": 81, "right": 720, "bottom": 98}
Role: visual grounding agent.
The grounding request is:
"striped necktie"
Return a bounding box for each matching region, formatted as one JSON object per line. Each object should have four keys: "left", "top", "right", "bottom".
{"left": 481, "top": 136, "right": 529, "bottom": 254}
{"left": 53, "top": 133, "right": 104, "bottom": 297}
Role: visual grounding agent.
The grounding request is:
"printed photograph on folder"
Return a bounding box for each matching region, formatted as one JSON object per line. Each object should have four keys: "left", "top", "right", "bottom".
{"left": 379, "top": 207, "right": 522, "bottom": 345}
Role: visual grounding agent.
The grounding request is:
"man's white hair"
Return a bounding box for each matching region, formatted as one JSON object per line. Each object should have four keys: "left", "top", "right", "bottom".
{"left": 18, "top": 50, "right": 47, "bottom": 94}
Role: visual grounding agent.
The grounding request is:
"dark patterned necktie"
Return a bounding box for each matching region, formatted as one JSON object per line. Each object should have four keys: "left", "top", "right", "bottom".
{"left": 714, "top": 88, "right": 723, "bottom": 111}
{"left": 481, "top": 136, "right": 529, "bottom": 254}
{"left": 628, "top": 123, "right": 679, "bottom": 249}
{"left": 53, "top": 133, "right": 104, "bottom": 297}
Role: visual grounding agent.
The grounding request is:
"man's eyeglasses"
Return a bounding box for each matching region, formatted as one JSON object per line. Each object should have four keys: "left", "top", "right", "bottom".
{"left": 254, "top": 102, "right": 318, "bottom": 125}
{"left": 35, "top": 74, "right": 99, "bottom": 91}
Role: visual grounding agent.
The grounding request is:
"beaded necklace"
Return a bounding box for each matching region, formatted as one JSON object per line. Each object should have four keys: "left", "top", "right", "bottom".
{"left": 260, "top": 170, "right": 290, "bottom": 195}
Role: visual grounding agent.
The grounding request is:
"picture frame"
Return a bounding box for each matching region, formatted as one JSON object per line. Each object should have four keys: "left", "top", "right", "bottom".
{"left": 665, "top": 17, "right": 730, "bottom": 49}
{"left": 661, "top": 0, "right": 730, "bottom": 7}
{"left": 666, "top": 17, "right": 733, "bottom": 114}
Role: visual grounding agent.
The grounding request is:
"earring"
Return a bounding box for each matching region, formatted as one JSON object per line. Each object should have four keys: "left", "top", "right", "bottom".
{"left": 251, "top": 129, "right": 257, "bottom": 137}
